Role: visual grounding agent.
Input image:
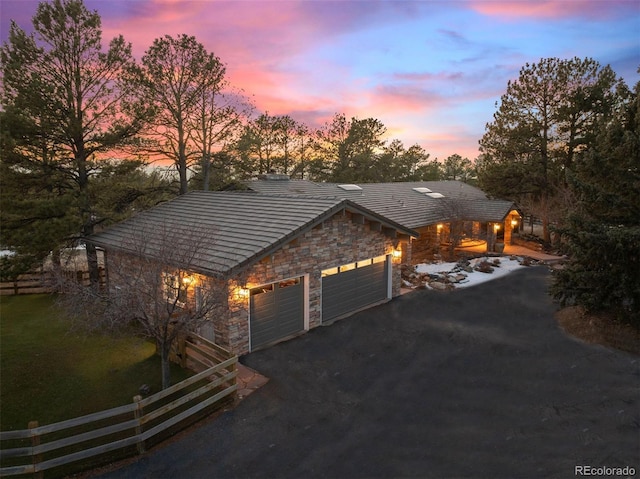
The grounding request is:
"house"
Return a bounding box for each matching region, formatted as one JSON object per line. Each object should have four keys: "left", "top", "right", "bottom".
{"left": 246, "top": 176, "right": 521, "bottom": 263}
{"left": 90, "top": 180, "right": 519, "bottom": 356}
{"left": 89, "top": 192, "right": 416, "bottom": 355}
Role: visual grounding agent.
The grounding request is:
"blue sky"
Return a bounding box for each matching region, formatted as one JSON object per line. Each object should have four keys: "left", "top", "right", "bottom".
{"left": 1, "top": 0, "right": 639, "bottom": 161}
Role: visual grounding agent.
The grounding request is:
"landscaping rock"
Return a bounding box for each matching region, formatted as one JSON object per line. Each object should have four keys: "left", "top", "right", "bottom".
{"left": 429, "top": 281, "right": 448, "bottom": 291}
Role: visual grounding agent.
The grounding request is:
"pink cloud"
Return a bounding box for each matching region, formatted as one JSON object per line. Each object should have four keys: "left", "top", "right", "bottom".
{"left": 468, "top": 0, "right": 639, "bottom": 20}
{"left": 416, "top": 130, "right": 481, "bottom": 162}
{"left": 368, "top": 84, "right": 450, "bottom": 114}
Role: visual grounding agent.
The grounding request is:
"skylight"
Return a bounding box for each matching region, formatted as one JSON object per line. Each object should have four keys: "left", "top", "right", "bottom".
{"left": 338, "top": 184, "right": 362, "bottom": 191}
{"left": 427, "top": 192, "right": 445, "bottom": 198}
{"left": 412, "top": 187, "right": 432, "bottom": 194}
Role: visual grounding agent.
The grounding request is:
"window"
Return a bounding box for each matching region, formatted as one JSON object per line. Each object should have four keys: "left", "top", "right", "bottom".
{"left": 162, "top": 272, "right": 187, "bottom": 306}
{"left": 322, "top": 267, "right": 339, "bottom": 277}
{"left": 251, "top": 284, "right": 274, "bottom": 296}
{"left": 372, "top": 255, "right": 387, "bottom": 264}
{"left": 357, "top": 259, "right": 373, "bottom": 268}
{"left": 338, "top": 184, "right": 362, "bottom": 191}
{"left": 279, "top": 278, "right": 300, "bottom": 289}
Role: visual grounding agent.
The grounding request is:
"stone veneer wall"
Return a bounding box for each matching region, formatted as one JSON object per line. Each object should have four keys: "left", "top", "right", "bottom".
{"left": 102, "top": 249, "right": 230, "bottom": 344}
{"left": 410, "top": 225, "right": 439, "bottom": 264}
{"left": 224, "top": 211, "right": 401, "bottom": 355}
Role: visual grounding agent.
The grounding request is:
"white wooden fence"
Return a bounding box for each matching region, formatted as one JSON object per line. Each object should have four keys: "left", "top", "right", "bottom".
{"left": 0, "top": 336, "right": 237, "bottom": 478}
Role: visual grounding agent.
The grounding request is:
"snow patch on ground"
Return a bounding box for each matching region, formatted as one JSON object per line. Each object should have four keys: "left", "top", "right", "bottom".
{"left": 412, "top": 256, "right": 529, "bottom": 289}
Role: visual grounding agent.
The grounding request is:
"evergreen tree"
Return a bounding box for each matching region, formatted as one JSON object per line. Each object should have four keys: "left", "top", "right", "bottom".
{"left": 552, "top": 78, "right": 640, "bottom": 325}
{"left": 478, "top": 57, "right": 623, "bottom": 243}
{"left": 442, "top": 154, "right": 476, "bottom": 183}
{"left": 0, "top": 0, "right": 150, "bottom": 283}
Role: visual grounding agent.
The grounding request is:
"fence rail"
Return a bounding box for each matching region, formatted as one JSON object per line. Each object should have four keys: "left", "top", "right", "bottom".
{"left": 0, "top": 335, "right": 237, "bottom": 478}
{"left": 0, "top": 268, "right": 106, "bottom": 295}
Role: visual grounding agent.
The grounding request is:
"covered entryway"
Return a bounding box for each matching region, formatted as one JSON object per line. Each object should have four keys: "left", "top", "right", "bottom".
{"left": 250, "top": 277, "right": 304, "bottom": 351}
{"left": 322, "top": 255, "right": 389, "bottom": 323}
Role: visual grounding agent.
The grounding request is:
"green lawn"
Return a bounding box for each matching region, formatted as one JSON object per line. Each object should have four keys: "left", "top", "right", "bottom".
{"left": 0, "top": 294, "right": 190, "bottom": 431}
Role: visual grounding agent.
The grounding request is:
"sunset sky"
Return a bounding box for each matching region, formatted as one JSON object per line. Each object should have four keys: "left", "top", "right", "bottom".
{"left": 1, "top": 0, "right": 639, "bottom": 161}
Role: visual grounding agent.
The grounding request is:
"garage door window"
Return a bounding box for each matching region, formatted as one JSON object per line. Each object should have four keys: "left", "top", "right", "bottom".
{"left": 322, "top": 255, "right": 387, "bottom": 277}
{"left": 279, "top": 278, "right": 300, "bottom": 288}
{"left": 322, "top": 267, "right": 339, "bottom": 277}
{"left": 251, "top": 284, "right": 273, "bottom": 296}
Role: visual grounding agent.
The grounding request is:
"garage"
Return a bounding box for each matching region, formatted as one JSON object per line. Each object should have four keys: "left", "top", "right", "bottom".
{"left": 321, "top": 255, "right": 389, "bottom": 323}
{"left": 250, "top": 277, "right": 304, "bottom": 350}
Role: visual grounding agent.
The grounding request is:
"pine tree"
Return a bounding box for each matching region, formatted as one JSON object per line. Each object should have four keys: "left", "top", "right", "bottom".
{"left": 552, "top": 78, "right": 640, "bottom": 325}
{"left": 478, "top": 57, "right": 623, "bottom": 243}
{"left": 0, "top": 0, "right": 151, "bottom": 283}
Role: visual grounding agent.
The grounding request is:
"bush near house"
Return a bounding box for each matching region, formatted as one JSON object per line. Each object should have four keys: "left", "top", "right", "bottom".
{"left": 0, "top": 295, "right": 190, "bottom": 431}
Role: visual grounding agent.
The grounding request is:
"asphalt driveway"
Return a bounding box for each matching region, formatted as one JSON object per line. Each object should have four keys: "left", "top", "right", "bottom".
{"left": 97, "top": 266, "right": 639, "bottom": 479}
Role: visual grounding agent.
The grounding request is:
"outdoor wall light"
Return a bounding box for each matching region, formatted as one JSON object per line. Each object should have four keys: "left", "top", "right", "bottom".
{"left": 511, "top": 219, "right": 518, "bottom": 227}
{"left": 233, "top": 287, "right": 249, "bottom": 300}
{"left": 392, "top": 249, "right": 402, "bottom": 258}
{"left": 493, "top": 223, "right": 501, "bottom": 231}
{"left": 436, "top": 224, "right": 443, "bottom": 231}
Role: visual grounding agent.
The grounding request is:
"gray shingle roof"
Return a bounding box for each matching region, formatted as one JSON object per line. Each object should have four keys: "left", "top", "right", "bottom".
{"left": 246, "top": 180, "right": 516, "bottom": 228}
{"left": 89, "top": 192, "right": 416, "bottom": 277}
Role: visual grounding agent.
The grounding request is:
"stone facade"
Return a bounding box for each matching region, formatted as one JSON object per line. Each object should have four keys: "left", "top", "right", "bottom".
{"left": 410, "top": 225, "right": 439, "bottom": 264}
{"left": 222, "top": 210, "right": 402, "bottom": 355}
{"left": 101, "top": 211, "right": 407, "bottom": 357}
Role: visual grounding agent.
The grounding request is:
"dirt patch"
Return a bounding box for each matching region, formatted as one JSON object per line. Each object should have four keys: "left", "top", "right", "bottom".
{"left": 555, "top": 306, "right": 640, "bottom": 355}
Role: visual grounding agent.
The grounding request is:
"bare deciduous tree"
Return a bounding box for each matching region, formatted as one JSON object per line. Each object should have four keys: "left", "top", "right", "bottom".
{"left": 57, "top": 221, "right": 226, "bottom": 389}
{"left": 438, "top": 197, "right": 472, "bottom": 260}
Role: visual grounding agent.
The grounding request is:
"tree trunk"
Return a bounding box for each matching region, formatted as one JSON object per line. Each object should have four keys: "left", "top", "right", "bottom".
{"left": 178, "top": 159, "right": 189, "bottom": 195}
{"left": 202, "top": 154, "right": 211, "bottom": 191}
{"left": 160, "top": 343, "right": 172, "bottom": 390}
{"left": 540, "top": 193, "right": 552, "bottom": 244}
{"left": 86, "top": 242, "right": 100, "bottom": 287}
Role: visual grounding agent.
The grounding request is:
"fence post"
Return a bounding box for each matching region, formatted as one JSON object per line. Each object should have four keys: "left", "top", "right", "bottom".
{"left": 179, "top": 335, "right": 187, "bottom": 369}
{"left": 28, "top": 420, "right": 43, "bottom": 479}
{"left": 133, "top": 395, "right": 145, "bottom": 454}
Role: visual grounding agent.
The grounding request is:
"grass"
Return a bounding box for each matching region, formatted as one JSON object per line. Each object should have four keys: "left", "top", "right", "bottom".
{"left": 0, "top": 294, "right": 191, "bottom": 431}
{"left": 556, "top": 306, "right": 640, "bottom": 355}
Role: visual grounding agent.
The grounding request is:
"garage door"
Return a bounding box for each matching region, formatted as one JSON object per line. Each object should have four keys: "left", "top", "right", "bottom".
{"left": 322, "top": 255, "right": 389, "bottom": 323}
{"left": 250, "top": 277, "right": 304, "bottom": 350}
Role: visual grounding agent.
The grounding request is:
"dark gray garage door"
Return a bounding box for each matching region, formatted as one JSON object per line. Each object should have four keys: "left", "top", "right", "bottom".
{"left": 322, "top": 256, "right": 389, "bottom": 323}
{"left": 250, "top": 277, "right": 304, "bottom": 350}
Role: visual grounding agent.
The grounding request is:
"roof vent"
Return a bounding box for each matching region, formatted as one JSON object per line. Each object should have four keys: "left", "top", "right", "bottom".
{"left": 427, "top": 192, "right": 445, "bottom": 198}
{"left": 412, "top": 187, "right": 432, "bottom": 194}
{"left": 338, "top": 184, "right": 362, "bottom": 191}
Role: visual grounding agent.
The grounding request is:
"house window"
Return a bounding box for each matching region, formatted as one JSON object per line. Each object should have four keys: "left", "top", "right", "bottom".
{"left": 162, "top": 273, "right": 187, "bottom": 306}
{"left": 195, "top": 286, "right": 205, "bottom": 310}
